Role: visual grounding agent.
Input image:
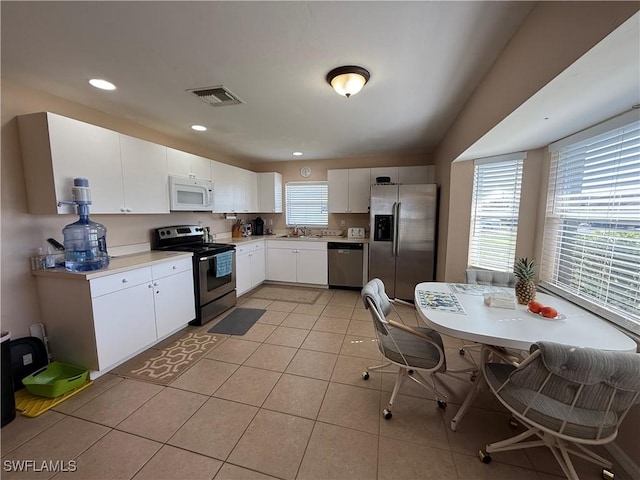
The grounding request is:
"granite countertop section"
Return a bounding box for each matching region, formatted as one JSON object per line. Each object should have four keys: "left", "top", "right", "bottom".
{"left": 31, "top": 251, "right": 193, "bottom": 281}
{"left": 231, "top": 235, "right": 368, "bottom": 244}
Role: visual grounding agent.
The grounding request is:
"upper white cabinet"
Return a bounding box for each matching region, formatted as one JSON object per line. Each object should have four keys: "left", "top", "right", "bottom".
{"left": 257, "top": 172, "right": 283, "bottom": 213}
{"left": 398, "top": 165, "right": 434, "bottom": 184}
{"left": 167, "top": 147, "right": 212, "bottom": 181}
{"left": 17, "top": 112, "right": 170, "bottom": 215}
{"left": 231, "top": 167, "right": 258, "bottom": 213}
{"left": 211, "top": 160, "right": 235, "bottom": 213}
{"left": 119, "top": 135, "right": 169, "bottom": 213}
{"left": 370, "top": 167, "right": 399, "bottom": 185}
{"left": 328, "top": 168, "right": 370, "bottom": 213}
{"left": 18, "top": 112, "right": 123, "bottom": 214}
{"left": 371, "top": 166, "right": 434, "bottom": 185}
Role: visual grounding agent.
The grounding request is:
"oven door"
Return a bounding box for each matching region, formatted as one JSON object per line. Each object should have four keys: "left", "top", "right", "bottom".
{"left": 198, "top": 249, "right": 236, "bottom": 306}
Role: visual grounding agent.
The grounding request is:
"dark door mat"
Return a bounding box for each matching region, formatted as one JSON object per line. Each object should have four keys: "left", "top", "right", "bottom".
{"left": 207, "top": 308, "right": 266, "bottom": 335}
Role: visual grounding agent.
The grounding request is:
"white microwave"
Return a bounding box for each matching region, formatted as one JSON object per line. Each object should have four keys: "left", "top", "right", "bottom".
{"left": 169, "top": 175, "right": 214, "bottom": 211}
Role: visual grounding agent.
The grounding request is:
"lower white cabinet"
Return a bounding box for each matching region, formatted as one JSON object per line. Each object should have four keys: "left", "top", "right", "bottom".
{"left": 235, "top": 241, "right": 266, "bottom": 296}
{"left": 266, "top": 240, "right": 327, "bottom": 285}
{"left": 34, "top": 256, "right": 194, "bottom": 373}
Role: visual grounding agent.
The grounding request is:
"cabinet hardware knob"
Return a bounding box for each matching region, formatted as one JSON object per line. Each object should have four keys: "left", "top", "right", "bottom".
{"left": 120, "top": 208, "right": 126, "bottom": 212}
{"left": 153, "top": 282, "right": 159, "bottom": 287}
{"left": 122, "top": 278, "right": 128, "bottom": 283}
{"left": 172, "top": 266, "right": 177, "bottom": 269}
{"left": 148, "top": 284, "right": 153, "bottom": 288}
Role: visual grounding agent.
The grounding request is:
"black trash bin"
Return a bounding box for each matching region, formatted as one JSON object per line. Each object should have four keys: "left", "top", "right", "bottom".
{"left": 1, "top": 332, "right": 16, "bottom": 427}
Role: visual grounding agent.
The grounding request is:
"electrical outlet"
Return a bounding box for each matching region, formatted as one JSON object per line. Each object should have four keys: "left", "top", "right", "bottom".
{"left": 340, "top": 220, "right": 346, "bottom": 226}
{"left": 269, "top": 219, "right": 273, "bottom": 226}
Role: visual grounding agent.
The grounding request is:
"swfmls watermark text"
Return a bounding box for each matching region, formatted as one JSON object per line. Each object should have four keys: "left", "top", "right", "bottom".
{"left": 3, "top": 460, "right": 77, "bottom": 473}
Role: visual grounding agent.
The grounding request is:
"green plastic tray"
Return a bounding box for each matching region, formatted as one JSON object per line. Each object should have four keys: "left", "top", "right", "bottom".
{"left": 21, "top": 361, "right": 89, "bottom": 398}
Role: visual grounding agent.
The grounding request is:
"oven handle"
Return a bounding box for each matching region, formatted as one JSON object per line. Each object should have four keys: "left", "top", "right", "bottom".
{"left": 199, "top": 254, "right": 219, "bottom": 262}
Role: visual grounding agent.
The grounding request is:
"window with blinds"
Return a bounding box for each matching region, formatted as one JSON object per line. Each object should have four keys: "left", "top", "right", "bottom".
{"left": 468, "top": 154, "right": 525, "bottom": 272}
{"left": 541, "top": 113, "right": 640, "bottom": 335}
{"left": 285, "top": 181, "right": 328, "bottom": 227}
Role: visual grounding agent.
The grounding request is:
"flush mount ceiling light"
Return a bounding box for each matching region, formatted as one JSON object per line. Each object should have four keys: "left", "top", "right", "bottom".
{"left": 292, "top": 151, "right": 303, "bottom": 156}
{"left": 88, "top": 78, "right": 116, "bottom": 90}
{"left": 326, "top": 66, "right": 370, "bottom": 98}
{"left": 191, "top": 125, "right": 207, "bottom": 132}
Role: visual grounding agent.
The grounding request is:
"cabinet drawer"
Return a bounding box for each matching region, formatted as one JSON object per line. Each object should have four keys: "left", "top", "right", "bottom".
{"left": 152, "top": 257, "right": 192, "bottom": 279}
{"left": 90, "top": 267, "right": 152, "bottom": 298}
{"left": 267, "top": 240, "right": 326, "bottom": 251}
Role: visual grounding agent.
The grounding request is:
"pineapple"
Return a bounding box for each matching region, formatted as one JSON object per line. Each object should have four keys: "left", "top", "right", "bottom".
{"left": 514, "top": 257, "right": 536, "bottom": 305}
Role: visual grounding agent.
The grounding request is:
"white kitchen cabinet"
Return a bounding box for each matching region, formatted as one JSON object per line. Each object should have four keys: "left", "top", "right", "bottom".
{"left": 18, "top": 112, "right": 124, "bottom": 214}
{"left": 211, "top": 160, "right": 235, "bottom": 213}
{"left": 33, "top": 256, "right": 195, "bottom": 373}
{"left": 328, "top": 168, "right": 370, "bottom": 213}
{"left": 119, "top": 134, "right": 170, "bottom": 213}
{"left": 231, "top": 167, "right": 258, "bottom": 213}
{"left": 257, "top": 172, "right": 283, "bottom": 213}
{"left": 235, "top": 241, "right": 266, "bottom": 295}
{"left": 266, "top": 240, "right": 327, "bottom": 285}
{"left": 167, "top": 147, "right": 212, "bottom": 181}
{"left": 398, "top": 165, "right": 434, "bottom": 184}
{"left": 370, "top": 167, "right": 399, "bottom": 185}
{"left": 151, "top": 258, "right": 195, "bottom": 338}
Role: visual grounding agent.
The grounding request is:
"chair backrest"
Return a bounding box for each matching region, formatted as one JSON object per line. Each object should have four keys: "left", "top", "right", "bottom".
{"left": 510, "top": 342, "right": 640, "bottom": 416}
{"left": 465, "top": 269, "right": 517, "bottom": 287}
{"left": 361, "top": 278, "right": 392, "bottom": 337}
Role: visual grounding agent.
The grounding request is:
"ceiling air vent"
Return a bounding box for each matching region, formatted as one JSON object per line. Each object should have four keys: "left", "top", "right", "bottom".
{"left": 187, "top": 85, "right": 245, "bottom": 107}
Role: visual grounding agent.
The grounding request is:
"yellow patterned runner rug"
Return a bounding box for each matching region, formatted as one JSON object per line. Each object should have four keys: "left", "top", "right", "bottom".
{"left": 111, "top": 331, "right": 224, "bottom": 386}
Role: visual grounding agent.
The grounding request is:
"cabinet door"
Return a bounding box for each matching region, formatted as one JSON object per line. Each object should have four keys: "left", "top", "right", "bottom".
{"left": 266, "top": 248, "right": 296, "bottom": 282}
{"left": 231, "top": 166, "right": 247, "bottom": 212}
{"left": 348, "top": 168, "right": 371, "bottom": 213}
{"left": 47, "top": 113, "right": 124, "bottom": 214}
{"left": 167, "top": 148, "right": 211, "bottom": 180}
{"left": 92, "top": 283, "right": 157, "bottom": 370}
{"left": 250, "top": 244, "right": 266, "bottom": 288}
{"left": 154, "top": 270, "right": 195, "bottom": 338}
{"left": 328, "top": 169, "right": 349, "bottom": 213}
{"left": 120, "top": 135, "right": 169, "bottom": 213}
{"left": 235, "top": 249, "right": 252, "bottom": 296}
{"left": 257, "top": 172, "right": 283, "bottom": 213}
{"left": 211, "top": 161, "right": 235, "bottom": 213}
{"left": 245, "top": 171, "right": 258, "bottom": 213}
{"left": 398, "top": 166, "right": 434, "bottom": 185}
{"left": 297, "top": 249, "right": 328, "bottom": 285}
{"left": 370, "top": 167, "right": 398, "bottom": 185}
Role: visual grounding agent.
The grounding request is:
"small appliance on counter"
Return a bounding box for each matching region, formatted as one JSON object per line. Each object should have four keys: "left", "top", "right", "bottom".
{"left": 347, "top": 227, "right": 365, "bottom": 239}
{"left": 241, "top": 223, "right": 252, "bottom": 237}
{"left": 252, "top": 216, "right": 265, "bottom": 236}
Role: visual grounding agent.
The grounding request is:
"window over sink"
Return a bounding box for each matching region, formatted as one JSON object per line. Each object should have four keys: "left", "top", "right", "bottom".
{"left": 285, "top": 181, "right": 328, "bottom": 227}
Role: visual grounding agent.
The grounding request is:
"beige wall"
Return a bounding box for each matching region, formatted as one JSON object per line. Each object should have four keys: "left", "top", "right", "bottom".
{"left": 433, "top": 1, "right": 639, "bottom": 281}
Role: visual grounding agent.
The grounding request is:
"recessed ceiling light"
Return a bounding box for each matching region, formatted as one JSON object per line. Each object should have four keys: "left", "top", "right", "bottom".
{"left": 292, "top": 151, "right": 303, "bottom": 156}
{"left": 191, "top": 125, "right": 207, "bottom": 132}
{"left": 88, "top": 78, "right": 116, "bottom": 90}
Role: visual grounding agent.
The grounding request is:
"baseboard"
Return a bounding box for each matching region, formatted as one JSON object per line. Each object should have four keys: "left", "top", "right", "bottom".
{"left": 604, "top": 442, "right": 640, "bottom": 480}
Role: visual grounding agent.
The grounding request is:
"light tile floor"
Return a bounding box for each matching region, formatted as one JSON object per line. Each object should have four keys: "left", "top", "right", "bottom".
{"left": 1, "top": 287, "right": 627, "bottom": 480}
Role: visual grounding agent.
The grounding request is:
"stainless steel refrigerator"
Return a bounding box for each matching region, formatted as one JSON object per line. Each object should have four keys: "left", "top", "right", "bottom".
{"left": 369, "top": 184, "right": 437, "bottom": 300}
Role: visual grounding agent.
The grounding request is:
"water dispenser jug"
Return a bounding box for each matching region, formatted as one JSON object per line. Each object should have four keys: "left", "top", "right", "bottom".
{"left": 60, "top": 178, "right": 109, "bottom": 272}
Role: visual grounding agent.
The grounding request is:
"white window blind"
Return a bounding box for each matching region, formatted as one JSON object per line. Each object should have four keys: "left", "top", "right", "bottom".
{"left": 468, "top": 154, "right": 524, "bottom": 272}
{"left": 285, "top": 181, "right": 328, "bottom": 227}
{"left": 541, "top": 115, "right": 640, "bottom": 335}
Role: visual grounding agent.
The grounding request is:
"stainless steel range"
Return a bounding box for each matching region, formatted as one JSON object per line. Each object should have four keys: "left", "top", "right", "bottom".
{"left": 153, "top": 225, "right": 236, "bottom": 326}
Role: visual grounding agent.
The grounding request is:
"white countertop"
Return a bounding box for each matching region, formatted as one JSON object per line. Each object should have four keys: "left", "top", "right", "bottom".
{"left": 32, "top": 251, "right": 193, "bottom": 281}
{"left": 230, "top": 235, "right": 368, "bottom": 245}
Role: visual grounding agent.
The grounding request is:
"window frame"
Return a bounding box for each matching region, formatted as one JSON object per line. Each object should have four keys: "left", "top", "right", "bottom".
{"left": 541, "top": 110, "right": 640, "bottom": 336}
{"left": 468, "top": 152, "right": 526, "bottom": 273}
{"left": 284, "top": 181, "right": 329, "bottom": 228}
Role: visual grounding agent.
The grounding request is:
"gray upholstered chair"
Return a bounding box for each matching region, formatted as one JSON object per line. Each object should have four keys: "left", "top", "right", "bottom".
{"left": 361, "top": 278, "right": 449, "bottom": 419}
{"left": 459, "top": 269, "right": 517, "bottom": 357}
{"left": 480, "top": 341, "right": 640, "bottom": 480}
{"left": 464, "top": 268, "right": 517, "bottom": 287}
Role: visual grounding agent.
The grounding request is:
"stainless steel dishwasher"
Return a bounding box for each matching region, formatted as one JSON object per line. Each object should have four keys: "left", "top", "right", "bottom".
{"left": 328, "top": 242, "right": 364, "bottom": 288}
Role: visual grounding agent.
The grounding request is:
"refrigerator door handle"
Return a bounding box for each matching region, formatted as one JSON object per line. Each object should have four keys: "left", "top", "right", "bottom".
{"left": 391, "top": 202, "right": 398, "bottom": 257}
{"left": 395, "top": 202, "right": 402, "bottom": 257}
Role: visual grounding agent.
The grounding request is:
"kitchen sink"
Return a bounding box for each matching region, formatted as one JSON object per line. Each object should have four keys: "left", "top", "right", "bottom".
{"left": 278, "top": 234, "right": 323, "bottom": 239}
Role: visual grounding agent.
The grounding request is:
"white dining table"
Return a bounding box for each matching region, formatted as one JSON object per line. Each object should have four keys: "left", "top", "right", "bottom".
{"left": 414, "top": 282, "right": 637, "bottom": 430}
